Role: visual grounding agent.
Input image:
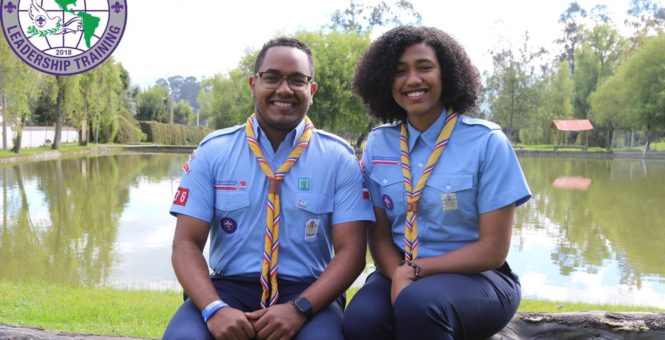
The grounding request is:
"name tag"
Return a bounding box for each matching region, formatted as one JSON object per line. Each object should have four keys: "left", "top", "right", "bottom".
{"left": 442, "top": 193, "right": 458, "bottom": 211}
{"left": 305, "top": 219, "right": 320, "bottom": 240}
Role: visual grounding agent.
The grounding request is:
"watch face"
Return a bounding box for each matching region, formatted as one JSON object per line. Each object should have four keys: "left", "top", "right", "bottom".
{"left": 293, "top": 297, "right": 313, "bottom": 318}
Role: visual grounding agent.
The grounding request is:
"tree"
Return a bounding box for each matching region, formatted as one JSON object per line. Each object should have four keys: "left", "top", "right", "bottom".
{"left": 526, "top": 60, "right": 574, "bottom": 145}
{"left": 156, "top": 75, "right": 201, "bottom": 114}
{"left": 591, "top": 34, "right": 665, "bottom": 152}
{"left": 173, "top": 100, "right": 195, "bottom": 125}
{"left": 198, "top": 67, "right": 253, "bottom": 129}
{"left": 329, "top": 0, "right": 421, "bottom": 34}
{"left": 572, "top": 24, "right": 626, "bottom": 146}
{"left": 625, "top": 0, "right": 665, "bottom": 48}
{"left": 484, "top": 32, "right": 546, "bottom": 142}
{"left": 135, "top": 86, "right": 170, "bottom": 122}
{"left": 296, "top": 30, "right": 371, "bottom": 141}
{"left": 0, "top": 38, "right": 42, "bottom": 153}
{"left": 557, "top": 2, "right": 588, "bottom": 74}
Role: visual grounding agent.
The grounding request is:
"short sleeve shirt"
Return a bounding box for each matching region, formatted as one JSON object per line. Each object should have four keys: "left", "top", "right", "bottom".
{"left": 362, "top": 110, "right": 531, "bottom": 258}
{"left": 171, "top": 117, "right": 375, "bottom": 281}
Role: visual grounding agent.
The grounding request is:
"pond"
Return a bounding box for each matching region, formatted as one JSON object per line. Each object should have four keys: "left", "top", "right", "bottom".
{"left": 1, "top": 153, "right": 664, "bottom": 308}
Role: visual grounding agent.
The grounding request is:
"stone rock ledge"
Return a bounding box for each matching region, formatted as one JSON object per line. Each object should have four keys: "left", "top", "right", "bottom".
{"left": 492, "top": 311, "right": 665, "bottom": 339}
{"left": 2, "top": 312, "right": 664, "bottom": 339}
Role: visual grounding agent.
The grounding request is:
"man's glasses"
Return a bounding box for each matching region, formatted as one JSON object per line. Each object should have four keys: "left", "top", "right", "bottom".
{"left": 255, "top": 71, "right": 312, "bottom": 90}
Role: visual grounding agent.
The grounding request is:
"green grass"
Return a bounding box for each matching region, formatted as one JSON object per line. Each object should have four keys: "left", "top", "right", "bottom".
{"left": 0, "top": 143, "right": 95, "bottom": 160}
{"left": 0, "top": 281, "right": 182, "bottom": 338}
{"left": 1, "top": 280, "right": 662, "bottom": 339}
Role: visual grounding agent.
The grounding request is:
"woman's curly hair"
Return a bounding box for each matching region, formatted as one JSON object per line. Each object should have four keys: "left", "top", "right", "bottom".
{"left": 352, "top": 26, "right": 481, "bottom": 123}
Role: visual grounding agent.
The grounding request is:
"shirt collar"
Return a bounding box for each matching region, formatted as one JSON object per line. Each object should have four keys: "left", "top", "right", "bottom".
{"left": 251, "top": 115, "right": 306, "bottom": 148}
{"left": 406, "top": 107, "right": 449, "bottom": 151}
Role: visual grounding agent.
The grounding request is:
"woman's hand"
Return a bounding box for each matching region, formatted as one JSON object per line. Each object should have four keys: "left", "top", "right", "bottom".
{"left": 390, "top": 263, "right": 417, "bottom": 304}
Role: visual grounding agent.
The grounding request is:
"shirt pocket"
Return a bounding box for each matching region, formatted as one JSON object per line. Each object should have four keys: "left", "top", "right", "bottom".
{"left": 423, "top": 172, "right": 476, "bottom": 227}
{"left": 214, "top": 191, "right": 250, "bottom": 236}
{"left": 290, "top": 192, "right": 334, "bottom": 243}
{"left": 369, "top": 169, "right": 404, "bottom": 219}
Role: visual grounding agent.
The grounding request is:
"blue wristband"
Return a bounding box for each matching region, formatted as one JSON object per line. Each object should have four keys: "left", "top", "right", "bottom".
{"left": 201, "top": 300, "right": 228, "bottom": 323}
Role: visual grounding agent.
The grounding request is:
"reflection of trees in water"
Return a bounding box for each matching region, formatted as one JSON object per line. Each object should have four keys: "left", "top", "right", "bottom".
{"left": 590, "top": 160, "right": 665, "bottom": 279}
{"left": 0, "top": 154, "right": 183, "bottom": 287}
{"left": 516, "top": 157, "right": 665, "bottom": 285}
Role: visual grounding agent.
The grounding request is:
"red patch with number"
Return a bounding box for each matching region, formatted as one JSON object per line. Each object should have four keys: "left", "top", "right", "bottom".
{"left": 173, "top": 187, "right": 190, "bottom": 206}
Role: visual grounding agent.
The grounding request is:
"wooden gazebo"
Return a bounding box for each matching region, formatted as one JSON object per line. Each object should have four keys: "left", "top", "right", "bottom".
{"left": 551, "top": 119, "right": 593, "bottom": 151}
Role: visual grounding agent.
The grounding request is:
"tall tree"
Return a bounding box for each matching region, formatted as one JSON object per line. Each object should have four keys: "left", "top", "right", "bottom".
{"left": 135, "top": 86, "right": 171, "bottom": 122}
{"left": 625, "top": 0, "right": 665, "bottom": 48}
{"left": 156, "top": 75, "right": 200, "bottom": 116}
{"left": 592, "top": 34, "right": 665, "bottom": 152}
{"left": 485, "top": 32, "right": 546, "bottom": 142}
{"left": 0, "top": 38, "right": 42, "bottom": 153}
{"left": 526, "top": 60, "right": 574, "bottom": 145}
{"left": 572, "top": 24, "right": 626, "bottom": 146}
{"left": 557, "top": 2, "right": 587, "bottom": 74}
{"left": 296, "top": 30, "right": 371, "bottom": 140}
{"left": 329, "top": 0, "right": 421, "bottom": 34}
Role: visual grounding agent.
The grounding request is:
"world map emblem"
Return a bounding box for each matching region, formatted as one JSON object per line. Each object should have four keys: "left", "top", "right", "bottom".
{"left": 1, "top": 0, "right": 127, "bottom": 75}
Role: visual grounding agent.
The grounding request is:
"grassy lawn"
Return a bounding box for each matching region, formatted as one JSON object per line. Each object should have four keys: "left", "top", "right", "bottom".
{"left": 0, "top": 143, "right": 99, "bottom": 160}
{"left": 1, "top": 281, "right": 663, "bottom": 339}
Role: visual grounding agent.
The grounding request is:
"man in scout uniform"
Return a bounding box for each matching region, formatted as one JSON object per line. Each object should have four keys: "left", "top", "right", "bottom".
{"left": 163, "top": 37, "right": 374, "bottom": 340}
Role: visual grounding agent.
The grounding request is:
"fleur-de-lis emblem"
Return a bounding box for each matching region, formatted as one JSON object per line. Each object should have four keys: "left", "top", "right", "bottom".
{"left": 111, "top": 1, "right": 124, "bottom": 14}
{"left": 3, "top": 1, "right": 17, "bottom": 13}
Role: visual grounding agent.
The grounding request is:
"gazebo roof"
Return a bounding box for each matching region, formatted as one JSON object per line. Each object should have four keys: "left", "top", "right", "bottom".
{"left": 552, "top": 119, "right": 593, "bottom": 131}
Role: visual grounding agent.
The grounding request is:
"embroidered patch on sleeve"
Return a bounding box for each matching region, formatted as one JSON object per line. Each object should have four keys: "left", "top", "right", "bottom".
{"left": 173, "top": 187, "right": 190, "bottom": 206}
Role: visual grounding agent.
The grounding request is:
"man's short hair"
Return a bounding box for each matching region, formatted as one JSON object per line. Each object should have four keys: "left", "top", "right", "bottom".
{"left": 254, "top": 37, "right": 315, "bottom": 80}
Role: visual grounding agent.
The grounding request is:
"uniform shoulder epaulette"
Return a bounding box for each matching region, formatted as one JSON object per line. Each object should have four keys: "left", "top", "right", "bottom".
{"left": 315, "top": 129, "right": 355, "bottom": 154}
{"left": 371, "top": 120, "right": 401, "bottom": 131}
{"left": 199, "top": 124, "right": 245, "bottom": 146}
{"left": 460, "top": 116, "right": 501, "bottom": 130}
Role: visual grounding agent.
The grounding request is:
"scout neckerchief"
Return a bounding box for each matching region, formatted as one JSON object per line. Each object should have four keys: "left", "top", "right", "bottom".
{"left": 245, "top": 114, "right": 314, "bottom": 308}
{"left": 400, "top": 110, "right": 459, "bottom": 261}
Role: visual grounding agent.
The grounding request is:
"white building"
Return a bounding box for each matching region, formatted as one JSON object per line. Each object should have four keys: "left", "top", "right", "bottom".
{"left": 1, "top": 115, "right": 79, "bottom": 149}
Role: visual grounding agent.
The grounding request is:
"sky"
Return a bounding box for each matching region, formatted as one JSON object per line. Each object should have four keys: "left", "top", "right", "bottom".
{"left": 111, "top": 0, "right": 652, "bottom": 89}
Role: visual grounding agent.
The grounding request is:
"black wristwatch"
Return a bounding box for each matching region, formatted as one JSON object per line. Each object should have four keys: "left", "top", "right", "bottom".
{"left": 289, "top": 296, "right": 313, "bottom": 320}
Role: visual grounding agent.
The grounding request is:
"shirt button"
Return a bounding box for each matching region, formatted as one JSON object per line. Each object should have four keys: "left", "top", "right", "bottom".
{"left": 418, "top": 162, "right": 424, "bottom": 168}
{"left": 383, "top": 179, "right": 388, "bottom": 184}
{"left": 446, "top": 185, "right": 452, "bottom": 190}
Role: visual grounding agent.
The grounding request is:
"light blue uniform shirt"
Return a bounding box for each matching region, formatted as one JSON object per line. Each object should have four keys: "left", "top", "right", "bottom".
{"left": 362, "top": 109, "right": 531, "bottom": 258}
{"left": 171, "top": 117, "right": 375, "bottom": 281}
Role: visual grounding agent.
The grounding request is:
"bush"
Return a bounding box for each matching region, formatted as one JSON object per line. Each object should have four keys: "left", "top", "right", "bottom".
{"left": 115, "top": 115, "right": 146, "bottom": 144}
{"left": 140, "top": 121, "right": 212, "bottom": 145}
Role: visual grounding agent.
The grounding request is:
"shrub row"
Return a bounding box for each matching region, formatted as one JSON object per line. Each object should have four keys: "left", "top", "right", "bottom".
{"left": 139, "top": 121, "right": 212, "bottom": 145}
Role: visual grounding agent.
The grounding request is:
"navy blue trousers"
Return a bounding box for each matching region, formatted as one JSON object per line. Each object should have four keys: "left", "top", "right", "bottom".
{"left": 343, "top": 264, "right": 520, "bottom": 340}
{"left": 163, "top": 277, "right": 345, "bottom": 340}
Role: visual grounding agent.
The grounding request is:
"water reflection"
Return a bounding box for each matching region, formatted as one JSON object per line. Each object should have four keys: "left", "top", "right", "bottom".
{"left": 1, "top": 154, "right": 664, "bottom": 307}
{"left": 514, "top": 157, "right": 665, "bottom": 307}
{"left": 0, "top": 154, "right": 186, "bottom": 288}
{"left": 551, "top": 176, "right": 592, "bottom": 191}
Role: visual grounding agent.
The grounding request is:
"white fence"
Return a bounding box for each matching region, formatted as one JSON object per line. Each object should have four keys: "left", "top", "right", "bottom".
{"left": 1, "top": 123, "right": 79, "bottom": 149}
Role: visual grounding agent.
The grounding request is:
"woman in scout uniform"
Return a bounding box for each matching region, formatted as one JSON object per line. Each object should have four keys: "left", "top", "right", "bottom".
{"left": 343, "top": 26, "right": 531, "bottom": 340}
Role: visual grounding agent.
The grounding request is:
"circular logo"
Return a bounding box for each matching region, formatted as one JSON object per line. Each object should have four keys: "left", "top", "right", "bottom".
{"left": 220, "top": 217, "right": 237, "bottom": 234}
{"left": 382, "top": 194, "right": 394, "bottom": 211}
{"left": 1, "top": 0, "right": 127, "bottom": 75}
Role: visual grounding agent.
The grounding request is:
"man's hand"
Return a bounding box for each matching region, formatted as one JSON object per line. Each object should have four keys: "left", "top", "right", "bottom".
{"left": 207, "top": 307, "right": 255, "bottom": 340}
{"left": 245, "top": 303, "right": 306, "bottom": 340}
{"left": 390, "top": 263, "right": 417, "bottom": 304}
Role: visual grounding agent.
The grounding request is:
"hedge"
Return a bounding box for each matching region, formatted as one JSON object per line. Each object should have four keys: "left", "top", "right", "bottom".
{"left": 139, "top": 121, "right": 212, "bottom": 145}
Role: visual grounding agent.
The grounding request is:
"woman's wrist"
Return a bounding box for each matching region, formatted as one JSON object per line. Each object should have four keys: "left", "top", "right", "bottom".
{"left": 399, "top": 259, "right": 422, "bottom": 279}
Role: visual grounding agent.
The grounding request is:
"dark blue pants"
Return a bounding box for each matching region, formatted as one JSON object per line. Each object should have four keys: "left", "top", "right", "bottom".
{"left": 343, "top": 265, "right": 520, "bottom": 340}
{"left": 163, "top": 276, "right": 345, "bottom": 340}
